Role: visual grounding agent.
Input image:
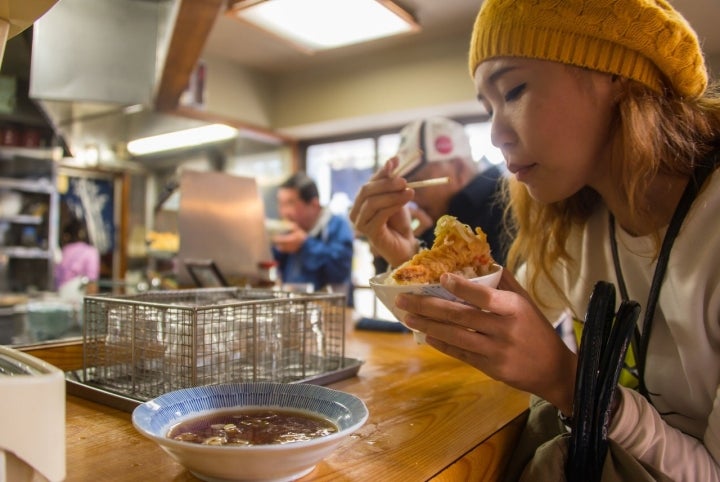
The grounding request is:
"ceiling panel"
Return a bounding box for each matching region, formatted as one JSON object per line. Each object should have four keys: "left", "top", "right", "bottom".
{"left": 203, "top": 0, "right": 720, "bottom": 76}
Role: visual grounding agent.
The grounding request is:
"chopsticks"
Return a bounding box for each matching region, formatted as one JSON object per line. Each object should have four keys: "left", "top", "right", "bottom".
{"left": 406, "top": 177, "right": 450, "bottom": 189}
{"left": 391, "top": 150, "right": 423, "bottom": 177}
{"left": 391, "top": 149, "right": 451, "bottom": 189}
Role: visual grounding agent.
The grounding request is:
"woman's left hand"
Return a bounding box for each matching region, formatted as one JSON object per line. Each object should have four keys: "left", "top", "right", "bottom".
{"left": 396, "top": 269, "right": 577, "bottom": 414}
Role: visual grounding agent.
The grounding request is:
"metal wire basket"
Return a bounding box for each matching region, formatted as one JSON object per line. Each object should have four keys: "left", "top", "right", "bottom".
{"left": 80, "top": 287, "right": 348, "bottom": 400}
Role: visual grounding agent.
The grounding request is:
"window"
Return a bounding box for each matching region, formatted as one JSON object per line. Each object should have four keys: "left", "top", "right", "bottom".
{"left": 465, "top": 122, "right": 504, "bottom": 166}
{"left": 305, "top": 120, "right": 502, "bottom": 205}
{"left": 306, "top": 138, "right": 375, "bottom": 211}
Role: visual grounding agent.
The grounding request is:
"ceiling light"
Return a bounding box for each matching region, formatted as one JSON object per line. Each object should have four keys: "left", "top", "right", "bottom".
{"left": 127, "top": 124, "right": 238, "bottom": 156}
{"left": 227, "top": 0, "right": 419, "bottom": 52}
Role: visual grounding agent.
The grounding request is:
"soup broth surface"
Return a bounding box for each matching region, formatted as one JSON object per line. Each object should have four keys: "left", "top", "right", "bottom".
{"left": 168, "top": 408, "right": 338, "bottom": 445}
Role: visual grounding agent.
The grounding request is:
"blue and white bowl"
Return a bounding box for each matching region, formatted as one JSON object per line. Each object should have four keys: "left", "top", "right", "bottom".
{"left": 132, "top": 382, "right": 369, "bottom": 482}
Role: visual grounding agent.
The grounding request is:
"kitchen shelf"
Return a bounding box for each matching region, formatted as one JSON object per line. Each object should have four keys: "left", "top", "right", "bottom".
{"left": 0, "top": 146, "right": 61, "bottom": 162}
{"left": 0, "top": 214, "right": 41, "bottom": 224}
{"left": 0, "top": 246, "right": 52, "bottom": 259}
{"left": 0, "top": 177, "right": 54, "bottom": 193}
{"left": 0, "top": 146, "right": 59, "bottom": 292}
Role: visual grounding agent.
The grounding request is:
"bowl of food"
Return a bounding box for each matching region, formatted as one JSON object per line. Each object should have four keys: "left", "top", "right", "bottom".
{"left": 265, "top": 218, "right": 294, "bottom": 236}
{"left": 369, "top": 215, "right": 503, "bottom": 343}
{"left": 132, "top": 382, "right": 369, "bottom": 482}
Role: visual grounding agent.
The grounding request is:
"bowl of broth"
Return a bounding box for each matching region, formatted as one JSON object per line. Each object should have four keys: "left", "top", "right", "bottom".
{"left": 132, "top": 382, "right": 368, "bottom": 482}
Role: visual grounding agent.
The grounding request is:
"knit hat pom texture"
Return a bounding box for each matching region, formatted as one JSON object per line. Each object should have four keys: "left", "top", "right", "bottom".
{"left": 469, "top": 0, "right": 707, "bottom": 98}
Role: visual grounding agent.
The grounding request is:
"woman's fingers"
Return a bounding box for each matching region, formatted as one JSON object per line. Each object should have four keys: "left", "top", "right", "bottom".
{"left": 351, "top": 185, "right": 412, "bottom": 229}
{"left": 349, "top": 178, "right": 410, "bottom": 227}
{"left": 395, "top": 268, "right": 578, "bottom": 408}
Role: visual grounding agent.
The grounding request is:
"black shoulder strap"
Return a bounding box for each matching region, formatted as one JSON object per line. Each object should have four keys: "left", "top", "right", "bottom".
{"left": 610, "top": 145, "right": 720, "bottom": 399}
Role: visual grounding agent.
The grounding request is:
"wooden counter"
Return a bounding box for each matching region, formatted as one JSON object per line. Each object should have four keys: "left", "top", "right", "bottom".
{"left": 32, "top": 313, "right": 530, "bottom": 481}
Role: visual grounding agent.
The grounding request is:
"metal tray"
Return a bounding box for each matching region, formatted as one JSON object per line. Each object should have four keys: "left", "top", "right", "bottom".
{"left": 65, "top": 357, "right": 364, "bottom": 413}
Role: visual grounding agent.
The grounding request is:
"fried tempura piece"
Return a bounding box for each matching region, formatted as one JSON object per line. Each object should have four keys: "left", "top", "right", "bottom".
{"left": 390, "top": 215, "right": 493, "bottom": 285}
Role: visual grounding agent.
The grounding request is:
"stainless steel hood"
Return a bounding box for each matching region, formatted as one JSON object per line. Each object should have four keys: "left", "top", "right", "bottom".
{"left": 26, "top": 0, "right": 206, "bottom": 162}
{"left": 30, "top": 0, "right": 178, "bottom": 106}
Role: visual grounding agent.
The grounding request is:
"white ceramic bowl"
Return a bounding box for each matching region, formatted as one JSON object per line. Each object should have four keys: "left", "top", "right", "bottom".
{"left": 132, "top": 382, "right": 369, "bottom": 482}
{"left": 369, "top": 264, "right": 503, "bottom": 343}
{"left": 265, "top": 219, "right": 294, "bottom": 236}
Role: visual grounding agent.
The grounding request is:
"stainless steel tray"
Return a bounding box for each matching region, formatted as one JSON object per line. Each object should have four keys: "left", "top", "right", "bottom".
{"left": 65, "top": 357, "right": 364, "bottom": 413}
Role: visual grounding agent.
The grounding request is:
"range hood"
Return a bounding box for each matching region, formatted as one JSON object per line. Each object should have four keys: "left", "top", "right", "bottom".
{"left": 26, "top": 0, "right": 228, "bottom": 163}
{"left": 31, "top": 0, "right": 177, "bottom": 106}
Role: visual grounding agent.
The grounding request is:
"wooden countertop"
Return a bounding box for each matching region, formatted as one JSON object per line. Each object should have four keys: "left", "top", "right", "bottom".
{"left": 30, "top": 314, "right": 530, "bottom": 481}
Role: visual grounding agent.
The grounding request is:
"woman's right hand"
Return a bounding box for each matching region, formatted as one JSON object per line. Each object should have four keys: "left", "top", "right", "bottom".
{"left": 349, "top": 156, "right": 418, "bottom": 267}
{"left": 398, "top": 269, "right": 578, "bottom": 415}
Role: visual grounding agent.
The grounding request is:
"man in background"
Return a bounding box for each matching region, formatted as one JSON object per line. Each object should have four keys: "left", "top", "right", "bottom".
{"left": 363, "top": 116, "right": 509, "bottom": 274}
{"left": 271, "top": 172, "right": 354, "bottom": 297}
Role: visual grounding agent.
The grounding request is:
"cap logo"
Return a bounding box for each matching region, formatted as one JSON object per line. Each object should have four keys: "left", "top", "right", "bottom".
{"left": 435, "top": 135, "right": 453, "bottom": 155}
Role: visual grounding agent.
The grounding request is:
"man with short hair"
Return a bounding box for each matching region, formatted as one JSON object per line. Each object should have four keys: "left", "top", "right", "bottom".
{"left": 271, "top": 172, "right": 354, "bottom": 296}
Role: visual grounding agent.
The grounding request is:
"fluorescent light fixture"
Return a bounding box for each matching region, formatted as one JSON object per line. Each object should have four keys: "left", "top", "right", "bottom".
{"left": 227, "top": 0, "right": 419, "bottom": 52}
{"left": 127, "top": 124, "right": 238, "bottom": 156}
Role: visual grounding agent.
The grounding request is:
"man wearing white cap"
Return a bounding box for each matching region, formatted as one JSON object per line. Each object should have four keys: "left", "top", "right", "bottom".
{"left": 352, "top": 116, "right": 508, "bottom": 271}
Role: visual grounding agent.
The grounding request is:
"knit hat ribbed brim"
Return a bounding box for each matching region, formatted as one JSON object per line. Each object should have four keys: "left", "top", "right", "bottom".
{"left": 469, "top": 0, "right": 708, "bottom": 99}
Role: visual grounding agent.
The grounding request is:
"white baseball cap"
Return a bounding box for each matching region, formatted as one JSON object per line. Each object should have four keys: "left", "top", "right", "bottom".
{"left": 396, "top": 117, "right": 473, "bottom": 178}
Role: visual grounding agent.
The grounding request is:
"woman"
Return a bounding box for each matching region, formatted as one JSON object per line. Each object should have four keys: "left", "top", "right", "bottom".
{"left": 55, "top": 216, "right": 100, "bottom": 293}
{"left": 351, "top": 0, "right": 720, "bottom": 479}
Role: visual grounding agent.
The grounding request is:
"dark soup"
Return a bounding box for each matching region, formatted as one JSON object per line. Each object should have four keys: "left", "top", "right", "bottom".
{"left": 167, "top": 408, "right": 338, "bottom": 446}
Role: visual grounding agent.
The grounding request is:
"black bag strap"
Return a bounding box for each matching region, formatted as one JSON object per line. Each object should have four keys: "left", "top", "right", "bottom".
{"left": 566, "top": 281, "right": 640, "bottom": 482}
{"left": 609, "top": 148, "right": 720, "bottom": 399}
{"left": 567, "top": 146, "right": 720, "bottom": 481}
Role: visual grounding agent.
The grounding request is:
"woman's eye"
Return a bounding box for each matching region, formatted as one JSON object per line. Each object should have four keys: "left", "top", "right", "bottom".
{"left": 504, "top": 83, "right": 526, "bottom": 102}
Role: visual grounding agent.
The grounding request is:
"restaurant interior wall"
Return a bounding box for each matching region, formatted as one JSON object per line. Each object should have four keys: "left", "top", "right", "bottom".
{"left": 200, "top": 55, "right": 276, "bottom": 130}
{"left": 200, "top": 33, "right": 479, "bottom": 140}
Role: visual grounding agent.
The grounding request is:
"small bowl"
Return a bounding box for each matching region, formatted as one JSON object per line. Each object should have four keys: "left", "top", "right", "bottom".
{"left": 265, "top": 219, "right": 294, "bottom": 236}
{"left": 369, "top": 264, "right": 503, "bottom": 343}
{"left": 132, "top": 382, "right": 369, "bottom": 482}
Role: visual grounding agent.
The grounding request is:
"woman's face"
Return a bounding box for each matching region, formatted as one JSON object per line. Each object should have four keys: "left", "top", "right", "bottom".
{"left": 473, "top": 57, "right": 619, "bottom": 203}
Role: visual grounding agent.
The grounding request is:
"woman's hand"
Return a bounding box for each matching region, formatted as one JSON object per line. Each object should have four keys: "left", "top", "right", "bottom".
{"left": 397, "top": 269, "right": 577, "bottom": 415}
{"left": 349, "top": 156, "right": 418, "bottom": 267}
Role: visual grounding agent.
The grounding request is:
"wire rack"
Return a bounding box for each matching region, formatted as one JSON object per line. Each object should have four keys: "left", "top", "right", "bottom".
{"left": 80, "top": 287, "right": 348, "bottom": 400}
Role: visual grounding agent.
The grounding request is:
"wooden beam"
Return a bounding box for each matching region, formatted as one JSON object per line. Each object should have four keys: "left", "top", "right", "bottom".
{"left": 155, "top": 0, "right": 225, "bottom": 112}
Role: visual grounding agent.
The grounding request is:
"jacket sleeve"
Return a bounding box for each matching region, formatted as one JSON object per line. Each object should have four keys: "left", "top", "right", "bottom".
{"left": 300, "top": 215, "right": 354, "bottom": 286}
{"left": 609, "top": 386, "right": 720, "bottom": 481}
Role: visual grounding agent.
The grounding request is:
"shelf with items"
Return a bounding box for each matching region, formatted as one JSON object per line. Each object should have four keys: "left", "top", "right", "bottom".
{"left": 0, "top": 213, "right": 41, "bottom": 224}
{"left": 0, "top": 176, "right": 54, "bottom": 193}
{"left": 0, "top": 146, "right": 59, "bottom": 292}
{"left": 0, "top": 246, "right": 51, "bottom": 259}
{"left": 0, "top": 145, "right": 60, "bottom": 160}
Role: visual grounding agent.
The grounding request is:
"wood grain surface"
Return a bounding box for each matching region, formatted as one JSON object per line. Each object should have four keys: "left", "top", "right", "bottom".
{"left": 36, "top": 311, "right": 529, "bottom": 481}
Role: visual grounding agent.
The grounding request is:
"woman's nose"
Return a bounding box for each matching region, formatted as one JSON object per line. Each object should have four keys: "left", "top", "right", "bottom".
{"left": 489, "top": 112, "right": 515, "bottom": 155}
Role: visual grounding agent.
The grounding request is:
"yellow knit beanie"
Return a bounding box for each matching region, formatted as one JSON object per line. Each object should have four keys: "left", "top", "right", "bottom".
{"left": 469, "top": 0, "right": 707, "bottom": 99}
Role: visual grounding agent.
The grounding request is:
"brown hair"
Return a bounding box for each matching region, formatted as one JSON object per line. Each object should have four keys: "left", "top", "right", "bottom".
{"left": 504, "top": 79, "right": 720, "bottom": 308}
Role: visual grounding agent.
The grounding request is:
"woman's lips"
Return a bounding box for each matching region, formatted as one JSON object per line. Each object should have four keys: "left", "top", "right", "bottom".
{"left": 508, "top": 163, "right": 535, "bottom": 181}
